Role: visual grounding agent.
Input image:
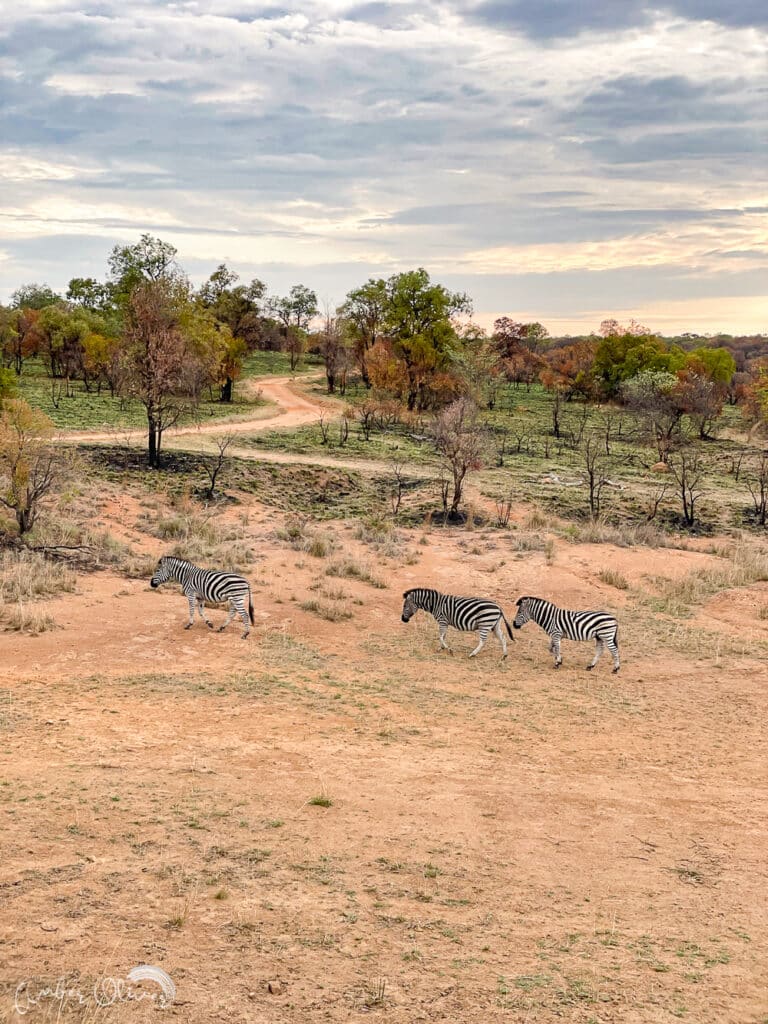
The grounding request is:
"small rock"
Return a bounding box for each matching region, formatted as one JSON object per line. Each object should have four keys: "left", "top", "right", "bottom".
{"left": 267, "top": 981, "right": 283, "bottom": 995}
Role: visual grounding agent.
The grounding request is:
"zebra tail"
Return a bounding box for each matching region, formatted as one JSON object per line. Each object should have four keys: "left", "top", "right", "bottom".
{"left": 503, "top": 614, "right": 515, "bottom": 640}
{"left": 249, "top": 592, "right": 255, "bottom": 625}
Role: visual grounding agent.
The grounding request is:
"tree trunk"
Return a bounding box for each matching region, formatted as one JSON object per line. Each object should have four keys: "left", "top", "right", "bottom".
{"left": 148, "top": 414, "right": 159, "bottom": 469}
{"left": 220, "top": 376, "right": 233, "bottom": 403}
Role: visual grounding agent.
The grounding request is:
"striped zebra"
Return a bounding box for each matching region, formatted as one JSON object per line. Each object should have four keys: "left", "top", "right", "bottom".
{"left": 150, "top": 556, "right": 254, "bottom": 639}
{"left": 512, "top": 596, "right": 620, "bottom": 673}
{"left": 401, "top": 587, "right": 514, "bottom": 659}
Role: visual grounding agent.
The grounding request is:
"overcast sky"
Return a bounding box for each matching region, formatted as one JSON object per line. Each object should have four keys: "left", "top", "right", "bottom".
{"left": 1, "top": 1, "right": 766, "bottom": 334}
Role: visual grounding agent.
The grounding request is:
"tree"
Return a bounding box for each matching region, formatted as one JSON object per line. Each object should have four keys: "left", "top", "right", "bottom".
{"left": 10, "top": 284, "right": 61, "bottom": 310}
{"left": 453, "top": 324, "right": 503, "bottom": 409}
{"left": 119, "top": 280, "right": 213, "bottom": 468}
{"left": 383, "top": 268, "right": 470, "bottom": 411}
{"left": 668, "top": 448, "right": 705, "bottom": 527}
{"left": 745, "top": 451, "right": 768, "bottom": 526}
{"left": 197, "top": 265, "right": 267, "bottom": 401}
{"left": 66, "top": 277, "right": 115, "bottom": 313}
{"left": 0, "top": 368, "right": 16, "bottom": 404}
{"left": 579, "top": 434, "right": 612, "bottom": 519}
{"left": 621, "top": 370, "right": 684, "bottom": 462}
{"left": 0, "top": 399, "right": 57, "bottom": 536}
{"left": 540, "top": 340, "right": 597, "bottom": 401}
{"left": 337, "top": 278, "right": 387, "bottom": 387}
{"left": 318, "top": 314, "right": 350, "bottom": 395}
{"left": 492, "top": 317, "right": 550, "bottom": 358}
{"left": 433, "top": 397, "right": 484, "bottom": 519}
{"left": 108, "top": 234, "right": 182, "bottom": 301}
{"left": 271, "top": 285, "right": 318, "bottom": 371}
{"left": 594, "top": 330, "right": 685, "bottom": 398}
{"left": 200, "top": 433, "right": 235, "bottom": 500}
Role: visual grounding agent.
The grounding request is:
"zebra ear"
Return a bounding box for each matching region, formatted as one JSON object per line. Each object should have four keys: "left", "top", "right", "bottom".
{"left": 516, "top": 597, "right": 524, "bottom": 606}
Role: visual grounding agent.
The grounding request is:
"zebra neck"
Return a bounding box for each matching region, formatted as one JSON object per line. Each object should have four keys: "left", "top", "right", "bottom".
{"left": 532, "top": 601, "right": 556, "bottom": 630}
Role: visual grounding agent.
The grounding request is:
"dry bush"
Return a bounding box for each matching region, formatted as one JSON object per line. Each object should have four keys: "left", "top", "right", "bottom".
{"left": 598, "top": 568, "right": 630, "bottom": 589}
{"left": 649, "top": 543, "right": 768, "bottom": 614}
{"left": 563, "top": 518, "right": 671, "bottom": 548}
{"left": 325, "top": 557, "right": 387, "bottom": 588}
{"left": 276, "top": 515, "right": 335, "bottom": 558}
{"left": 0, "top": 550, "right": 76, "bottom": 601}
{"left": 353, "top": 517, "right": 405, "bottom": 559}
{"left": 0, "top": 603, "right": 56, "bottom": 634}
{"left": 150, "top": 510, "right": 256, "bottom": 567}
{"left": 299, "top": 598, "right": 353, "bottom": 622}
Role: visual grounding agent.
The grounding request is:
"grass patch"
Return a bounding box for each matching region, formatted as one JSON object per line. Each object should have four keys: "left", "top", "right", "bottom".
{"left": 644, "top": 542, "right": 768, "bottom": 617}
{"left": 308, "top": 793, "right": 333, "bottom": 808}
{"left": 598, "top": 568, "right": 630, "bottom": 589}
{"left": 0, "top": 550, "right": 77, "bottom": 601}
{"left": 325, "top": 557, "right": 387, "bottom": 588}
{"left": 299, "top": 598, "right": 353, "bottom": 622}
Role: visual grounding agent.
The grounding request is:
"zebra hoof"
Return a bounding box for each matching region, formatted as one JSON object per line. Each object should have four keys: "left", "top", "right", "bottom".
{"left": 217, "top": 626, "right": 226, "bottom": 633}
{"left": 206, "top": 622, "right": 214, "bottom": 630}
{"left": 241, "top": 633, "right": 249, "bottom": 640}
{"left": 553, "top": 663, "right": 561, "bottom": 670}
{"left": 613, "top": 667, "right": 620, "bottom": 674}
{"left": 586, "top": 665, "right": 594, "bottom": 671}
{"left": 184, "top": 623, "right": 193, "bottom": 630}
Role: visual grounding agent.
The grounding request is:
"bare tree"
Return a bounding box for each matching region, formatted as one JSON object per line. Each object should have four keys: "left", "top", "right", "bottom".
{"left": 317, "top": 412, "right": 331, "bottom": 445}
{"left": 389, "top": 460, "right": 407, "bottom": 517}
{"left": 746, "top": 451, "right": 768, "bottom": 526}
{"left": 644, "top": 481, "right": 670, "bottom": 521}
{"left": 355, "top": 400, "right": 378, "bottom": 442}
{"left": 668, "top": 448, "right": 706, "bottom": 527}
{"left": 200, "top": 433, "right": 235, "bottom": 500}
{"left": 579, "top": 433, "right": 612, "bottom": 519}
{"left": 319, "top": 314, "right": 350, "bottom": 395}
{"left": 119, "top": 280, "right": 210, "bottom": 468}
{"left": 433, "top": 398, "right": 484, "bottom": 519}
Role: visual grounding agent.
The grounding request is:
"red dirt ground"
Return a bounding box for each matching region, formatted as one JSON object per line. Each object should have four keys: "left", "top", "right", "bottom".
{"left": 1, "top": 497, "right": 767, "bottom": 1023}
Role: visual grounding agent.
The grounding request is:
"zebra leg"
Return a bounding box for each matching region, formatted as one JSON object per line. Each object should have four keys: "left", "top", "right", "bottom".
{"left": 237, "top": 599, "right": 251, "bottom": 639}
{"left": 552, "top": 634, "right": 562, "bottom": 668}
{"left": 495, "top": 620, "right": 508, "bottom": 659}
{"left": 469, "top": 628, "right": 490, "bottom": 658}
{"left": 438, "top": 623, "right": 450, "bottom": 651}
{"left": 607, "top": 638, "right": 620, "bottom": 673}
{"left": 587, "top": 639, "right": 604, "bottom": 670}
{"left": 218, "top": 600, "right": 237, "bottom": 633}
{"left": 184, "top": 593, "right": 196, "bottom": 629}
{"left": 197, "top": 598, "right": 214, "bottom": 629}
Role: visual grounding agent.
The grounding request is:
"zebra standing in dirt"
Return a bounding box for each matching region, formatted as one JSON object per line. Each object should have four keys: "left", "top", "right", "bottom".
{"left": 150, "top": 556, "right": 255, "bottom": 639}
{"left": 512, "top": 596, "right": 620, "bottom": 673}
{"left": 401, "top": 587, "right": 514, "bottom": 659}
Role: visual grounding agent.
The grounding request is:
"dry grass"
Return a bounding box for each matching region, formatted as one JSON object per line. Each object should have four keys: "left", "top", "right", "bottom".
{"left": 277, "top": 515, "right": 336, "bottom": 558}
{"left": 299, "top": 598, "right": 353, "bottom": 622}
{"left": 562, "top": 518, "right": 673, "bottom": 548}
{"left": 0, "top": 550, "right": 76, "bottom": 601}
{"left": 598, "top": 568, "right": 630, "bottom": 590}
{"left": 0, "top": 603, "right": 56, "bottom": 634}
{"left": 325, "top": 557, "right": 387, "bottom": 589}
{"left": 646, "top": 542, "right": 768, "bottom": 616}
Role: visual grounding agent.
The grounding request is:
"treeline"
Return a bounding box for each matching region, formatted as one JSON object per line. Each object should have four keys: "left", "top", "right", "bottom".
{"left": 1, "top": 234, "right": 767, "bottom": 471}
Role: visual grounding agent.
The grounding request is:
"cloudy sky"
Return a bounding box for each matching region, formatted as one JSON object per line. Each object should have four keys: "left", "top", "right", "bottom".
{"left": 1, "top": 1, "right": 766, "bottom": 335}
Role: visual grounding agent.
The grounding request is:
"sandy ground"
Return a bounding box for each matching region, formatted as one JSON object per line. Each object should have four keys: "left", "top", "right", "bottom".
{"left": 1, "top": 493, "right": 767, "bottom": 1023}
{"left": 61, "top": 376, "right": 332, "bottom": 445}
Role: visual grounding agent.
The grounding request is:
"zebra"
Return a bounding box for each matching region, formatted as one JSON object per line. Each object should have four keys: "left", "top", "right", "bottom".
{"left": 150, "top": 556, "right": 255, "bottom": 639}
{"left": 401, "top": 587, "right": 514, "bottom": 659}
{"left": 512, "top": 596, "right": 620, "bottom": 673}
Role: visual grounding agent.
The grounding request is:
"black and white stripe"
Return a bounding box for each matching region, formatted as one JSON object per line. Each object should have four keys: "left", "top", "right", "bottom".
{"left": 513, "top": 596, "right": 620, "bottom": 672}
{"left": 401, "top": 587, "right": 514, "bottom": 659}
{"left": 150, "top": 556, "right": 254, "bottom": 639}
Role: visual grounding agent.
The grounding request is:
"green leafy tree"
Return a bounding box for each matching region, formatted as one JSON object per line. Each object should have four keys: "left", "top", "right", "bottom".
{"left": 271, "top": 285, "right": 318, "bottom": 370}
{"left": 383, "top": 268, "right": 470, "bottom": 411}
{"left": 197, "top": 265, "right": 267, "bottom": 400}
{"left": 10, "top": 284, "right": 62, "bottom": 310}
{"left": 108, "top": 234, "right": 182, "bottom": 302}
{"left": 67, "top": 277, "right": 115, "bottom": 313}
{"left": 337, "top": 278, "right": 388, "bottom": 387}
{"left": 594, "top": 330, "right": 686, "bottom": 398}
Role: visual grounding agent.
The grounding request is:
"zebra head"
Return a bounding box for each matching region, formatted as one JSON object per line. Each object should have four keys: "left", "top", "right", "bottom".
{"left": 150, "top": 556, "right": 175, "bottom": 589}
{"left": 513, "top": 596, "right": 534, "bottom": 629}
{"left": 401, "top": 590, "right": 420, "bottom": 623}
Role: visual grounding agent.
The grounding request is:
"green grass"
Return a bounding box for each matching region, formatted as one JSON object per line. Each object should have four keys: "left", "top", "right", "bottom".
{"left": 14, "top": 358, "right": 268, "bottom": 431}
{"left": 241, "top": 350, "right": 323, "bottom": 376}
{"left": 236, "top": 421, "right": 436, "bottom": 465}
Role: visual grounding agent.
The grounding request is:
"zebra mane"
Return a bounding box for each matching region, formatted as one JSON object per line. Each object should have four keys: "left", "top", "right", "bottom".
{"left": 403, "top": 587, "right": 440, "bottom": 599}
{"left": 516, "top": 595, "right": 536, "bottom": 605}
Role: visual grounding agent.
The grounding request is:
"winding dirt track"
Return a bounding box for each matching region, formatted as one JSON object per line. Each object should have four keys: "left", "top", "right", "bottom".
{"left": 58, "top": 374, "right": 439, "bottom": 478}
